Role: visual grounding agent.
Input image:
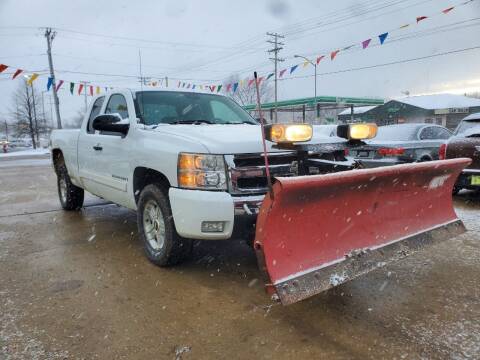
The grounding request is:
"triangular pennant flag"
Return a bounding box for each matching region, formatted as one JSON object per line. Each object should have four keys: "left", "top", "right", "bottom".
{"left": 199, "top": 85, "right": 203, "bottom": 90}
{"left": 192, "top": 85, "right": 196, "bottom": 90}
{"left": 226, "top": 83, "right": 232, "bottom": 92}
{"left": 55, "top": 80, "right": 64, "bottom": 92}
{"left": 316, "top": 55, "right": 325, "bottom": 64}
{"left": 248, "top": 79, "right": 255, "bottom": 87}
{"left": 47, "top": 77, "right": 53, "bottom": 91}
{"left": 362, "top": 39, "right": 371, "bottom": 49}
{"left": 416, "top": 16, "right": 428, "bottom": 23}
{"left": 330, "top": 50, "right": 340, "bottom": 60}
{"left": 70, "top": 82, "right": 74, "bottom": 94}
{"left": 210, "top": 85, "right": 216, "bottom": 92}
{"left": 279, "top": 69, "right": 287, "bottom": 77}
{"left": 442, "top": 6, "right": 454, "bottom": 14}
{"left": 233, "top": 83, "right": 239, "bottom": 93}
{"left": 177, "top": 81, "right": 181, "bottom": 88}
{"left": 182, "top": 82, "right": 186, "bottom": 88}
{"left": 105, "top": 87, "right": 108, "bottom": 92}
{"left": 217, "top": 85, "right": 222, "bottom": 93}
{"left": 257, "top": 77, "right": 264, "bottom": 85}
{"left": 239, "top": 80, "right": 244, "bottom": 87}
{"left": 399, "top": 24, "right": 410, "bottom": 29}
{"left": 12, "top": 69, "right": 23, "bottom": 79}
{"left": 96, "top": 86, "right": 100, "bottom": 94}
{"left": 78, "top": 84, "right": 84, "bottom": 95}
{"left": 342, "top": 45, "right": 354, "bottom": 51}
{"left": 302, "top": 61, "right": 310, "bottom": 68}
{"left": 266, "top": 73, "right": 274, "bottom": 80}
{"left": 27, "top": 73, "right": 39, "bottom": 86}
{"left": 378, "top": 32, "right": 389, "bottom": 44}
{"left": 186, "top": 83, "right": 191, "bottom": 89}
{"left": 89, "top": 86, "right": 93, "bottom": 96}
{"left": 0, "top": 64, "right": 8, "bottom": 73}
{"left": 290, "top": 65, "right": 298, "bottom": 74}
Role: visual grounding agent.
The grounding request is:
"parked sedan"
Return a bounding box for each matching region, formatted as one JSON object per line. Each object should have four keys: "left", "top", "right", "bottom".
{"left": 440, "top": 112, "right": 480, "bottom": 194}
{"left": 349, "top": 123, "right": 452, "bottom": 167}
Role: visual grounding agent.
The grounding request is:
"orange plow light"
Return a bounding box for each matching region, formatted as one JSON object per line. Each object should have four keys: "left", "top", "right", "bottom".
{"left": 265, "top": 124, "right": 313, "bottom": 143}
{"left": 254, "top": 158, "right": 470, "bottom": 305}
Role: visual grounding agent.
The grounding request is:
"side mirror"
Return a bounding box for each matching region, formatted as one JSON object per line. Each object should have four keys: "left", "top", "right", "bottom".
{"left": 92, "top": 114, "right": 129, "bottom": 135}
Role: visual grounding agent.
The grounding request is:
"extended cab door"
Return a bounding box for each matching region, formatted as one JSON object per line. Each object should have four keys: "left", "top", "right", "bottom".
{"left": 77, "top": 92, "right": 135, "bottom": 207}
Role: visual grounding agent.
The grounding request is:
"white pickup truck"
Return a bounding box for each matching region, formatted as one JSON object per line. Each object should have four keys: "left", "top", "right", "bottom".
{"left": 50, "top": 89, "right": 356, "bottom": 266}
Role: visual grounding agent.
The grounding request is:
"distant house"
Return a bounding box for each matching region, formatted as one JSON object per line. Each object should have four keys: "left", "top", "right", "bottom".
{"left": 338, "top": 94, "right": 480, "bottom": 130}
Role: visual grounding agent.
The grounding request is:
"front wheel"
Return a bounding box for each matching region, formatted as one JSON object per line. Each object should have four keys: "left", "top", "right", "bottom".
{"left": 137, "top": 184, "right": 192, "bottom": 266}
{"left": 57, "top": 164, "right": 84, "bottom": 210}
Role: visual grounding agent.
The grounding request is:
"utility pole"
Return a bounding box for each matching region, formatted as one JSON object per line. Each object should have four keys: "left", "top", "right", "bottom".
{"left": 79, "top": 81, "right": 90, "bottom": 112}
{"left": 44, "top": 27, "right": 62, "bottom": 129}
{"left": 267, "top": 32, "right": 284, "bottom": 123}
{"left": 4, "top": 120, "right": 8, "bottom": 141}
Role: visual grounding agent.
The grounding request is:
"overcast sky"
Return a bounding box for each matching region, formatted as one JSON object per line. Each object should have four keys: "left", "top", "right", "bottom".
{"left": 1, "top": 0, "right": 479, "bottom": 125}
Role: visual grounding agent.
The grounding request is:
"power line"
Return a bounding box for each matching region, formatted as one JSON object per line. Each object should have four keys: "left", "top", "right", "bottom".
{"left": 278, "top": 45, "right": 480, "bottom": 80}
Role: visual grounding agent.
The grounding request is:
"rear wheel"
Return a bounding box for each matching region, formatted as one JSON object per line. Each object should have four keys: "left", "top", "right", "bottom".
{"left": 137, "top": 184, "right": 192, "bottom": 266}
{"left": 57, "top": 163, "right": 84, "bottom": 210}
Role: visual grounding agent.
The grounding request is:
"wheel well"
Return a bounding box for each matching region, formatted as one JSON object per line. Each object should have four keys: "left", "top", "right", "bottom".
{"left": 133, "top": 167, "right": 171, "bottom": 203}
{"left": 419, "top": 155, "right": 432, "bottom": 162}
{"left": 52, "top": 149, "right": 64, "bottom": 174}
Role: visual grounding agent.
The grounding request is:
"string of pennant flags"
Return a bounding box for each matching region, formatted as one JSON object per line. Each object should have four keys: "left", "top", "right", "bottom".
{"left": 0, "top": 0, "right": 475, "bottom": 97}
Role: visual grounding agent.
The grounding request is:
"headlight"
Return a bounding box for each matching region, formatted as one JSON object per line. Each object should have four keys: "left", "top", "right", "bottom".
{"left": 265, "top": 124, "right": 313, "bottom": 143}
{"left": 337, "top": 123, "right": 377, "bottom": 140}
{"left": 178, "top": 153, "right": 227, "bottom": 190}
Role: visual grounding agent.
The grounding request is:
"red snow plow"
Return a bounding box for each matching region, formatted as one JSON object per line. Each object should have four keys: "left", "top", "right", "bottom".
{"left": 254, "top": 158, "right": 469, "bottom": 304}
{"left": 250, "top": 73, "right": 469, "bottom": 305}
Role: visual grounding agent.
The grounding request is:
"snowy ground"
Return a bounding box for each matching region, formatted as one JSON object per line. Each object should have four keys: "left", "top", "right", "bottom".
{"left": 0, "top": 148, "right": 50, "bottom": 158}
{"left": 1, "top": 155, "right": 479, "bottom": 359}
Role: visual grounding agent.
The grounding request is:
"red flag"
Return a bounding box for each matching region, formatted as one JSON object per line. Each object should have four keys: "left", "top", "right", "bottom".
{"left": 416, "top": 16, "right": 428, "bottom": 23}
{"left": 257, "top": 77, "right": 264, "bottom": 85}
{"left": 248, "top": 79, "right": 255, "bottom": 87}
{"left": 12, "top": 69, "right": 23, "bottom": 79}
{"left": 279, "top": 69, "right": 287, "bottom": 77}
{"left": 209, "top": 85, "right": 216, "bottom": 92}
{"left": 78, "top": 84, "right": 84, "bottom": 95}
{"left": 226, "top": 83, "right": 232, "bottom": 92}
{"left": 330, "top": 50, "right": 340, "bottom": 60}
{"left": 0, "top": 64, "right": 8, "bottom": 73}
{"left": 89, "top": 86, "right": 94, "bottom": 96}
{"left": 55, "top": 80, "right": 64, "bottom": 92}
{"left": 316, "top": 55, "right": 325, "bottom": 64}
{"left": 442, "top": 6, "right": 454, "bottom": 14}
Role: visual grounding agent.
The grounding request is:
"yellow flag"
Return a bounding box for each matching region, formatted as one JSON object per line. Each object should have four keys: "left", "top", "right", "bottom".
{"left": 303, "top": 61, "right": 310, "bottom": 68}
{"left": 96, "top": 86, "right": 100, "bottom": 94}
{"left": 27, "top": 73, "right": 39, "bottom": 86}
{"left": 199, "top": 85, "right": 203, "bottom": 90}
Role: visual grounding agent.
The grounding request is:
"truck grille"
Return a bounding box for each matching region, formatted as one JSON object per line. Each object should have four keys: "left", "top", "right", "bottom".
{"left": 225, "top": 153, "right": 297, "bottom": 195}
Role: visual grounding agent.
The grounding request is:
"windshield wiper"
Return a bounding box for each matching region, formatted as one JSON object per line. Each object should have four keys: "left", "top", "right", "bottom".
{"left": 171, "top": 120, "right": 213, "bottom": 125}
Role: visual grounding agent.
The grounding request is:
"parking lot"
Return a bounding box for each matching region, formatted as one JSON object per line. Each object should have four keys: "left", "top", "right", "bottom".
{"left": 1, "top": 154, "right": 479, "bottom": 359}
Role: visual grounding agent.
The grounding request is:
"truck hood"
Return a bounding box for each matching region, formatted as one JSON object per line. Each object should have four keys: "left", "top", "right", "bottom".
{"left": 152, "top": 124, "right": 344, "bottom": 154}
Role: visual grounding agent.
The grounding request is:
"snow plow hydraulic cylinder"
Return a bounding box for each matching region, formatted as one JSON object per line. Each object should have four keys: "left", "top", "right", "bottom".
{"left": 254, "top": 158, "right": 470, "bottom": 305}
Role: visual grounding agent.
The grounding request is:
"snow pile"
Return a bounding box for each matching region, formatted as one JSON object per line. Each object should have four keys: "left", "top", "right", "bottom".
{"left": 0, "top": 148, "right": 50, "bottom": 158}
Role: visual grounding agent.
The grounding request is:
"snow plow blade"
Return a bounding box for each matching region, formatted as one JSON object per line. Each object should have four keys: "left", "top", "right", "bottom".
{"left": 254, "top": 158, "right": 470, "bottom": 305}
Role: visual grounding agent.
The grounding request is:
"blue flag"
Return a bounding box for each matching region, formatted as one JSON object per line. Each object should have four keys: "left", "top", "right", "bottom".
{"left": 47, "top": 77, "right": 53, "bottom": 91}
{"left": 233, "top": 82, "right": 239, "bottom": 93}
{"left": 379, "top": 32, "right": 389, "bottom": 45}
{"left": 290, "top": 65, "right": 298, "bottom": 74}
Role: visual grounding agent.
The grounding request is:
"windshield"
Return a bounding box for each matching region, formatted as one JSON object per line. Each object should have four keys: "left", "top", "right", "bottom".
{"left": 135, "top": 91, "right": 257, "bottom": 125}
{"left": 455, "top": 120, "right": 480, "bottom": 135}
{"left": 375, "top": 125, "right": 418, "bottom": 141}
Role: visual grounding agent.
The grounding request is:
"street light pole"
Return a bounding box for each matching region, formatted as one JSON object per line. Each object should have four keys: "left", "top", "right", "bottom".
{"left": 294, "top": 55, "right": 317, "bottom": 123}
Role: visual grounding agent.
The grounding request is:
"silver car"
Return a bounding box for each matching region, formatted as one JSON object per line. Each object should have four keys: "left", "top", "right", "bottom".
{"left": 349, "top": 124, "right": 452, "bottom": 168}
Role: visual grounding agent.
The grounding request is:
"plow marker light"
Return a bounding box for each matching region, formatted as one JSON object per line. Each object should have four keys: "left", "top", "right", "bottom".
{"left": 254, "top": 158, "right": 470, "bottom": 305}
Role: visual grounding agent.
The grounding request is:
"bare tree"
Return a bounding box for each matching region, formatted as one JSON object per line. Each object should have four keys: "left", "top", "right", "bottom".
{"left": 10, "top": 80, "right": 51, "bottom": 148}
{"left": 224, "top": 74, "right": 273, "bottom": 107}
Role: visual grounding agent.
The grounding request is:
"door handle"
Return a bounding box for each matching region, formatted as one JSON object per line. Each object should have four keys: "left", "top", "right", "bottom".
{"left": 93, "top": 144, "right": 103, "bottom": 151}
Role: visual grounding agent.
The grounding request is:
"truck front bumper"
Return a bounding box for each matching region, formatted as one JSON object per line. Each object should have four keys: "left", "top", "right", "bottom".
{"left": 169, "top": 187, "right": 263, "bottom": 240}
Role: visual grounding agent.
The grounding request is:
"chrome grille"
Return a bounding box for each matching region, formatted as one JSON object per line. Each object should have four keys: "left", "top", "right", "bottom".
{"left": 225, "top": 152, "right": 297, "bottom": 195}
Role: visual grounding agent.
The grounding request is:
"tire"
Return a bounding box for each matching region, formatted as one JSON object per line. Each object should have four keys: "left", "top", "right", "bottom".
{"left": 137, "top": 184, "right": 192, "bottom": 266}
{"left": 57, "top": 163, "right": 84, "bottom": 210}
